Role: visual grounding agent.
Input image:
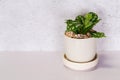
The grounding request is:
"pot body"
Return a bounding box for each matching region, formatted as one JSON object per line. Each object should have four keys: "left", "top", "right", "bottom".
{"left": 65, "top": 35, "right": 96, "bottom": 62}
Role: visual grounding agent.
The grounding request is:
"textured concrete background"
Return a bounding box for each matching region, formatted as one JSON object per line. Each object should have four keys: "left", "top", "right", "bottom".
{"left": 0, "top": 0, "right": 119, "bottom": 51}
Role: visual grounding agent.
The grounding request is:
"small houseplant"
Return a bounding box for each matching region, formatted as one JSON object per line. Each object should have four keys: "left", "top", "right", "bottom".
{"left": 63, "top": 12, "right": 105, "bottom": 70}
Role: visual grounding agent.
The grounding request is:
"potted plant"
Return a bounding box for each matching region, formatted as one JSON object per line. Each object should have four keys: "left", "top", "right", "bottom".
{"left": 63, "top": 12, "right": 105, "bottom": 70}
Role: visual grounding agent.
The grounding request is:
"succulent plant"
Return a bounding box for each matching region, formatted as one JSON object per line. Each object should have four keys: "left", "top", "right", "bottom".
{"left": 65, "top": 12, "right": 105, "bottom": 38}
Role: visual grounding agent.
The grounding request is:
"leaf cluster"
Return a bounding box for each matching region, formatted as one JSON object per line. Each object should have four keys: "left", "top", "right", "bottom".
{"left": 65, "top": 12, "right": 105, "bottom": 38}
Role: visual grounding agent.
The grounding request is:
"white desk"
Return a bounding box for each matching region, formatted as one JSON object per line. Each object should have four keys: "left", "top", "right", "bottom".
{"left": 0, "top": 51, "right": 120, "bottom": 80}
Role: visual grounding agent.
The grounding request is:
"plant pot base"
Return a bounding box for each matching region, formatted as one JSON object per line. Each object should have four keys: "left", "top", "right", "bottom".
{"left": 63, "top": 53, "right": 98, "bottom": 71}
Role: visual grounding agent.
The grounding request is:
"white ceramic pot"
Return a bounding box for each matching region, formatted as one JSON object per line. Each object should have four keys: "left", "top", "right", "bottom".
{"left": 65, "top": 35, "right": 96, "bottom": 62}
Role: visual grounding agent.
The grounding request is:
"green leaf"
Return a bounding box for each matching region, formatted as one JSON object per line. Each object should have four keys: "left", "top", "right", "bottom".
{"left": 75, "top": 15, "right": 85, "bottom": 24}
{"left": 84, "top": 12, "right": 99, "bottom": 27}
{"left": 66, "top": 20, "right": 81, "bottom": 34}
{"left": 91, "top": 32, "right": 106, "bottom": 38}
{"left": 85, "top": 12, "right": 93, "bottom": 21}
{"left": 89, "top": 12, "right": 98, "bottom": 22}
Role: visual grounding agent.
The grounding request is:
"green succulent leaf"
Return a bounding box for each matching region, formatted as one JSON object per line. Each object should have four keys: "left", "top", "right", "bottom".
{"left": 75, "top": 15, "right": 85, "bottom": 24}
{"left": 66, "top": 20, "right": 81, "bottom": 34}
{"left": 91, "top": 32, "right": 106, "bottom": 38}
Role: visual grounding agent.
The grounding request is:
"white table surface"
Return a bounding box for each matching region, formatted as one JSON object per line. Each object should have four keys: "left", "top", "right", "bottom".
{"left": 0, "top": 51, "right": 120, "bottom": 80}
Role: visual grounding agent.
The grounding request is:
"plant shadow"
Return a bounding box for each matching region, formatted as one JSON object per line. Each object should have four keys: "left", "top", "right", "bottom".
{"left": 96, "top": 53, "right": 114, "bottom": 69}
